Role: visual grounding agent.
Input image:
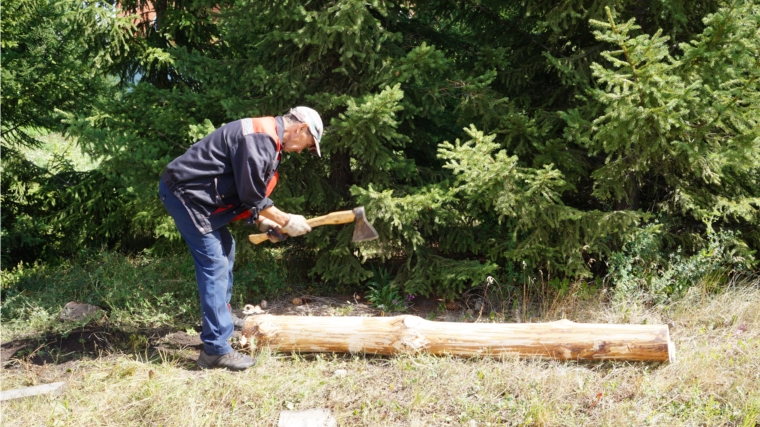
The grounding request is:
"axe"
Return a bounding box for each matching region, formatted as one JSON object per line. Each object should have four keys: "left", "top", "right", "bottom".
{"left": 248, "top": 206, "right": 378, "bottom": 245}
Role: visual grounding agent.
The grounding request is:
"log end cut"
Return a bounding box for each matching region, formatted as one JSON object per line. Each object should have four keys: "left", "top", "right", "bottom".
{"left": 667, "top": 327, "right": 676, "bottom": 363}
{"left": 241, "top": 314, "right": 281, "bottom": 348}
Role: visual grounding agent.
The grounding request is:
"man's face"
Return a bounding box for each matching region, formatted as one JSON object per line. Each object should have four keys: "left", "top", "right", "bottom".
{"left": 282, "top": 123, "right": 316, "bottom": 154}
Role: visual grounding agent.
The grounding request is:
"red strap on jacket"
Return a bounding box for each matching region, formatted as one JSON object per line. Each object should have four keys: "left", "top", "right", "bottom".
{"left": 253, "top": 117, "right": 281, "bottom": 198}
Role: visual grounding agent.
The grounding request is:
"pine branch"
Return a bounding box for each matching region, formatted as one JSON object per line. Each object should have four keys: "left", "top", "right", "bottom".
{"left": 605, "top": 8, "right": 645, "bottom": 108}
{"left": 604, "top": 6, "right": 664, "bottom": 148}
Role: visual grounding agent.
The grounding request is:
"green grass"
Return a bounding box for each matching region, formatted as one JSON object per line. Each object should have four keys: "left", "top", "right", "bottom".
{"left": 1, "top": 255, "right": 759, "bottom": 426}
{"left": 1, "top": 250, "right": 289, "bottom": 340}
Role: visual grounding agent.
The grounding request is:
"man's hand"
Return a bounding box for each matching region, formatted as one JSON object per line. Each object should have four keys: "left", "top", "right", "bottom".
{"left": 259, "top": 206, "right": 311, "bottom": 237}
{"left": 257, "top": 217, "right": 287, "bottom": 243}
{"left": 257, "top": 218, "right": 278, "bottom": 233}
{"left": 281, "top": 214, "right": 312, "bottom": 236}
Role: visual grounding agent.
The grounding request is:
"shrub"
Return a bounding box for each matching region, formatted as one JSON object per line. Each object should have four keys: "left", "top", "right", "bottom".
{"left": 365, "top": 267, "right": 406, "bottom": 312}
{"left": 608, "top": 226, "right": 754, "bottom": 302}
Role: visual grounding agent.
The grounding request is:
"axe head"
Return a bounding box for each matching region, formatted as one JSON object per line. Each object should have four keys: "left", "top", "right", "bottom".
{"left": 352, "top": 207, "right": 379, "bottom": 242}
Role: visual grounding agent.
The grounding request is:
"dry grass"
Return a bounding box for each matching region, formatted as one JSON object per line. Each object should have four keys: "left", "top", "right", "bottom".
{"left": 2, "top": 281, "right": 759, "bottom": 426}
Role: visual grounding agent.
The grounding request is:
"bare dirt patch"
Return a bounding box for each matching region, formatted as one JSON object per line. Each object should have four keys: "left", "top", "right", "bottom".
{"left": 2, "top": 328, "right": 133, "bottom": 365}
{"left": 0, "top": 324, "right": 215, "bottom": 365}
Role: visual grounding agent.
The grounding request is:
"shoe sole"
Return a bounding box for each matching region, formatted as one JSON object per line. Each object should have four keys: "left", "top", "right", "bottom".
{"left": 197, "top": 360, "right": 255, "bottom": 371}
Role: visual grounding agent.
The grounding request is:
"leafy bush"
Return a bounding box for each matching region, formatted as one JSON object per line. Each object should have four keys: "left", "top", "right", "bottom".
{"left": 608, "top": 226, "right": 754, "bottom": 302}
{"left": 365, "top": 267, "right": 406, "bottom": 312}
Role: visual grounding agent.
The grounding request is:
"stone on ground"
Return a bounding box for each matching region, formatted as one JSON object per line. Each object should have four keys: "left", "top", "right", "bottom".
{"left": 278, "top": 408, "right": 337, "bottom": 427}
{"left": 59, "top": 302, "right": 100, "bottom": 322}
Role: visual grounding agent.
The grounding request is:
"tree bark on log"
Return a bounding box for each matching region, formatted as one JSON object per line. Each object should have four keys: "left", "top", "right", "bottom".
{"left": 241, "top": 315, "right": 675, "bottom": 362}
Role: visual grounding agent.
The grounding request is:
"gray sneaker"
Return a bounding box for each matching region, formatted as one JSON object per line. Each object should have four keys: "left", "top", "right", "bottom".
{"left": 197, "top": 349, "right": 256, "bottom": 371}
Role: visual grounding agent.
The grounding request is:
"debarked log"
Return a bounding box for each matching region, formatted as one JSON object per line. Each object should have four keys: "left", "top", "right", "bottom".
{"left": 241, "top": 315, "right": 675, "bottom": 362}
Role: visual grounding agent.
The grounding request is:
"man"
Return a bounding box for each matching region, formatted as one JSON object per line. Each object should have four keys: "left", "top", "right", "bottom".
{"left": 158, "top": 107, "right": 323, "bottom": 371}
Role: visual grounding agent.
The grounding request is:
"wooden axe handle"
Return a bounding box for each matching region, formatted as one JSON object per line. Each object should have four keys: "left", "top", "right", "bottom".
{"left": 248, "top": 210, "right": 356, "bottom": 245}
{"left": 306, "top": 209, "right": 356, "bottom": 227}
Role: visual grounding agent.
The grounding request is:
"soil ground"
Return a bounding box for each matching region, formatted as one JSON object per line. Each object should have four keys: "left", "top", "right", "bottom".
{"left": 1, "top": 294, "right": 455, "bottom": 370}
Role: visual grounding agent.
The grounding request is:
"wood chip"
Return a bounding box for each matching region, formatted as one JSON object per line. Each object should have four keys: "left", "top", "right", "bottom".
{"left": 0, "top": 382, "right": 66, "bottom": 401}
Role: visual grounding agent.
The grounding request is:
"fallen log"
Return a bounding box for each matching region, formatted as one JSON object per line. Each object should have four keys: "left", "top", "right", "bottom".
{"left": 241, "top": 315, "right": 675, "bottom": 362}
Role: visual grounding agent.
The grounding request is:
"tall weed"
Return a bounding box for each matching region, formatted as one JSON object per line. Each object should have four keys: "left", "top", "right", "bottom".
{"left": 365, "top": 267, "right": 406, "bottom": 312}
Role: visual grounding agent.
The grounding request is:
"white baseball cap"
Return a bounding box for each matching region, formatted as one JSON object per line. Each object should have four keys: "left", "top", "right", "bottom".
{"left": 289, "top": 106, "right": 323, "bottom": 157}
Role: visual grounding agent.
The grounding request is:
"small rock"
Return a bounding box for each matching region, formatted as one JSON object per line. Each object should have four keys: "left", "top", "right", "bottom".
{"left": 333, "top": 369, "right": 347, "bottom": 377}
{"left": 278, "top": 408, "right": 336, "bottom": 427}
{"left": 292, "top": 298, "right": 303, "bottom": 306}
{"left": 261, "top": 300, "right": 268, "bottom": 309}
{"left": 59, "top": 302, "right": 100, "bottom": 322}
{"left": 468, "top": 420, "right": 478, "bottom": 427}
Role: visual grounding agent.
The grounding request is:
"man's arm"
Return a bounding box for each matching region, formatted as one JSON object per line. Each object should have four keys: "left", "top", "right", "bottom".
{"left": 230, "top": 132, "right": 276, "bottom": 213}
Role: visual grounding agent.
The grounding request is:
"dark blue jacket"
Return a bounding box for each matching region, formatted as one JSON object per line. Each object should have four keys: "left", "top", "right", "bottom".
{"left": 161, "top": 117, "right": 284, "bottom": 234}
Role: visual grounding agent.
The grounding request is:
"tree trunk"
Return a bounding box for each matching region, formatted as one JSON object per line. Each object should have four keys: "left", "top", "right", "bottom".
{"left": 241, "top": 315, "right": 675, "bottom": 362}
{"left": 329, "top": 149, "right": 352, "bottom": 199}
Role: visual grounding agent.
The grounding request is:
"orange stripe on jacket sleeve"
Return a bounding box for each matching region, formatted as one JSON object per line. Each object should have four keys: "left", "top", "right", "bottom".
{"left": 251, "top": 117, "right": 277, "bottom": 140}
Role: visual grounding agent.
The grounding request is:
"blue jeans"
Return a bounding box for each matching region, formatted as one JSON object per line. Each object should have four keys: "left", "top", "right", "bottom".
{"left": 159, "top": 180, "right": 235, "bottom": 355}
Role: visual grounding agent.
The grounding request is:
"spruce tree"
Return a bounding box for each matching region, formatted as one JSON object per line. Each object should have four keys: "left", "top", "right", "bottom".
{"left": 51, "top": 0, "right": 759, "bottom": 298}
{"left": 1, "top": 0, "right": 132, "bottom": 265}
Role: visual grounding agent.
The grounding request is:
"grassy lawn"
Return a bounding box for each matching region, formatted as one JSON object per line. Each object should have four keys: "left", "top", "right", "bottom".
{"left": 2, "top": 259, "right": 758, "bottom": 426}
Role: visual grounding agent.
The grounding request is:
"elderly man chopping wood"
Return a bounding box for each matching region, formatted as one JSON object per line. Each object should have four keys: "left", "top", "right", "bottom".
{"left": 158, "top": 107, "right": 323, "bottom": 371}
